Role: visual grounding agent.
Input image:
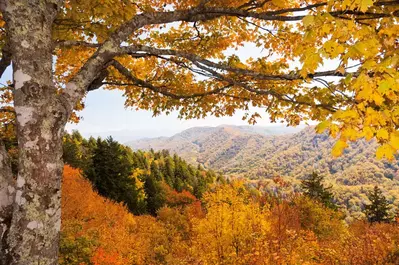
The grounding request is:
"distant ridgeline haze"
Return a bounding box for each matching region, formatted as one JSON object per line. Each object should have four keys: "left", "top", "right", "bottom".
{"left": 128, "top": 125, "right": 399, "bottom": 220}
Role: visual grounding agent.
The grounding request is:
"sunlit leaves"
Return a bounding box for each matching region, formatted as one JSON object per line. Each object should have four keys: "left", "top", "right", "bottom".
{"left": 332, "top": 140, "right": 348, "bottom": 157}
{"left": 47, "top": 0, "right": 399, "bottom": 159}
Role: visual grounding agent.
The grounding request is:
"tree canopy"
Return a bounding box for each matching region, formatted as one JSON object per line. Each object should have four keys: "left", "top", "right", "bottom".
{"left": 1, "top": 0, "right": 399, "bottom": 158}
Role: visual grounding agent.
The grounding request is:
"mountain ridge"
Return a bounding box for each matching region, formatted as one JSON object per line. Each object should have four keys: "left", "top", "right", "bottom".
{"left": 127, "top": 125, "right": 399, "bottom": 219}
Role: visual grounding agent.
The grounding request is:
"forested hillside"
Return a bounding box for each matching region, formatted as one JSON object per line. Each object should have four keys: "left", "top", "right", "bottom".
{"left": 61, "top": 166, "right": 399, "bottom": 265}
{"left": 63, "top": 131, "right": 223, "bottom": 215}
{"left": 129, "top": 126, "right": 399, "bottom": 220}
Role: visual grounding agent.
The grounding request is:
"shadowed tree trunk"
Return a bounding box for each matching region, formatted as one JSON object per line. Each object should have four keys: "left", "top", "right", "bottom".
{"left": 0, "top": 141, "right": 14, "bottom": 264}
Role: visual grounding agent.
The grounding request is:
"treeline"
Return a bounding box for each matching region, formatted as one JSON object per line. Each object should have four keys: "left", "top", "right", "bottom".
{"left": 61, "top": 166, "right": 399, "bottom": 265}
{"left": 63, "top": 131, "right": 223, "bottom": 215}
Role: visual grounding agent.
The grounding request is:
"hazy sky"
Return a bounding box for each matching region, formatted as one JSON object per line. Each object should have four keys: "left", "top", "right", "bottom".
{"left": 65, "top": 88, "right": 279, "bottom": 138}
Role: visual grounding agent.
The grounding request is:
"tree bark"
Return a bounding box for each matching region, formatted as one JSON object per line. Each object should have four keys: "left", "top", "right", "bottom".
{"left": 1, "top": 1, "right": 66, "bottom": 264}
{"left": 0, "top": 141, "right": 14, "bottom": 265}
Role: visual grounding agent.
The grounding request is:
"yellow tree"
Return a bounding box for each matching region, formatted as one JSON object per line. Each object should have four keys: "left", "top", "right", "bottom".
{"left": 0, "top": 0, "right": 398, "bottom": 264}
{"left": 191, "top": 182, "right": 270, "bottom": 264}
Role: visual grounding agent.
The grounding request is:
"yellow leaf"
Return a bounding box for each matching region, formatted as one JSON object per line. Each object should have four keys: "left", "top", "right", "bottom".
{"left": 271, "top": 0, "right": 286, "bottom": 8}
{"left": 376, "top": 144, "right": 394, "bottom": 160}
{"left": 376, "top": 128, "right": 389, "bottom": 140}
{"left": 372, "top": 93, "right": 384, "bottom": 106}
{"left": 378, "top": 78, "right": 394, "bottom": 95}
{"left": 332, "top": 140, "right": 348, "bottom": 157}
{"left": 336, "top": 66, "right": 346, "bottom": 75}
{"left": 342, "top": 127, "right": 358, "bottom": 141}
{"left": 316, "top": 120, "right": 330, "bottom": 133}
{"left": 303, "top": 16, "right": 315, "bottom": 27}
{"left": 362, "top": 126, "right": 374, "bottom": 141}
{"left": 389, "top": 133, "right": 399, "bottom": 150}
{"left": 359, "top": 0, "right": 374, "bottom": 12}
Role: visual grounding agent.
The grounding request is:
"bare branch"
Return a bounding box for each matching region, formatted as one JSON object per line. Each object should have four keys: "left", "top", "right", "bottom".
{"left": 120, "top": 45, "right": 354, "bottom": 81}
{"left": 55, "top": 40, "right": 100, "bottom": 49}
{"left": 110, "top": 60, "right": 231, "bottom": 99}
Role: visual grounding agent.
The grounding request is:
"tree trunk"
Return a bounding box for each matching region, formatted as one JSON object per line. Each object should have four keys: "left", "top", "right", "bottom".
{"left": 0, "top": 141, "right": 14, "bottom": 265}
{"left": 1, "top": 1, "right": 67, "bottom": 264}
{"left": 8, "top": 112, "right": 64, "bottom": 265}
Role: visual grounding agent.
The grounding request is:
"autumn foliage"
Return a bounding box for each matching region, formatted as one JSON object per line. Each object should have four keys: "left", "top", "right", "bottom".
{"left": 61, "top": 166, "right": 399, "bottom": 265}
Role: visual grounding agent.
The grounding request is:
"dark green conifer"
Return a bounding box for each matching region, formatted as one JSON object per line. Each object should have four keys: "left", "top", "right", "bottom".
{"left": 301, "top": 172, "right": 336, "bottom": 209}
{"left": 364, "top": 186, "right": 393, "bottom": 223}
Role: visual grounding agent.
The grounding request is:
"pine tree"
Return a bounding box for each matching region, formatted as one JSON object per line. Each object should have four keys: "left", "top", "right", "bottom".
{"left": 301, "top": 172, "right": 336, "bottom": 209}
{"left": 62, "top": 134, "right": 82, "bottom": 169}
{"left": 84, "top": 137, "right": 145, "bottom": 214}
{"left": 364, "top": 186, "right": 393, "bottom": 223}
{"left": 144, "top": 174, "right": 165, "bottom": 215}
{"left": 150, "top": 160, "right": 162, "bottom": 181}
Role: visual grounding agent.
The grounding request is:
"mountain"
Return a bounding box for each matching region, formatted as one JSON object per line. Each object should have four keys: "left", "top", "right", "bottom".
{"left": 68, "top": 128, "right": 180, "bottom": 144}
{"left": 127, "top": 125, "right": 399, "bottom": 181}
{"left": 127, "top": 124, "right": 305, "bottom": 165}
{"left": 128, "top": 125, "right": 399, "bottom": 220}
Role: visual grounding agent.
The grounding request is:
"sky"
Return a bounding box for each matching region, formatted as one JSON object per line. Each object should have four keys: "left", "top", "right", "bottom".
{"left": 65, "top": 88, "right": 283, "bottom": 139}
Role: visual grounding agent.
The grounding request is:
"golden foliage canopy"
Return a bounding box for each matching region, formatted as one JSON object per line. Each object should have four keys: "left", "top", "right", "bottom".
{"left": 1, "top": 0, "right": 399, "bottom": 158}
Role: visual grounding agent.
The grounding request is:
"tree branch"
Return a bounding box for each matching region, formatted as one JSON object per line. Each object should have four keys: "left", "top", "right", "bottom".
{"left": 0, "top": 108, "right": 15, "bottom": 114}
{"left": 61, "top": 1, "right": 395, "bottom": 114}
{"left": 110, "top": 60, "right": 231, "bottom": 99}
{"left": 120, "top": 45, "right": 354, "bottom": 81}
{"left": 110, "top": 59, "right": 338, "bottom": 112}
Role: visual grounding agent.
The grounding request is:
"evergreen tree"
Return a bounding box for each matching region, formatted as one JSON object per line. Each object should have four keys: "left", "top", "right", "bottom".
{"left": 301, "top": 172, "right": 336, "bottom": 209}
{"left": 85, "top": 137, "right": 145, "bottom": 214}
{"left": 364, "top": 186, "right": 393, "bottom": 223}
{"left": 163, "top": 156, "right": 175, "bottom": 187}
{"left": 62, "top": 134, "right": 82, "bottom": 169}
{"left": 62, "top": 134, "right": 216, "bottom": 215}
{"left": 144, "top": 175, "right": 165, "bottom": 215}
{"left": 150, "top": 160, "right": 162, "bottom": 181}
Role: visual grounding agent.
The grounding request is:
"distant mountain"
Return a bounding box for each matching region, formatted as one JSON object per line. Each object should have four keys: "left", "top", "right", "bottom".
{"left": 127, "top": 124, "right": 305, "bottom": 165}
{"left": 127, "top": 125, "right": 398, "bottom": 181}
{"left": 128, "top": 125, "right": 399, "bottom": 219}
{"left": 69, "top": 128, "right": 180, "bottom": 144}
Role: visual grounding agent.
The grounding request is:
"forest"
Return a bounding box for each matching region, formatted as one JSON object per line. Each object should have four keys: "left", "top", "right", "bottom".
{"left": 129, "top": 126, "right": 399, "bottom": 221}
{"left": 61, "top": 160, "right": 399, "bottom": 265}
{"left": 62, "top": 131, "right": 223, "bottom": 215}
{"left": 59, "top": 133, "right": 399, "bottom": 265}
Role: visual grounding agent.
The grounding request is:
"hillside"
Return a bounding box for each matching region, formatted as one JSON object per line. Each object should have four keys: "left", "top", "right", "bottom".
{"left": 62, "top": 131, "right": 222, "bottom": 215}
{"left": 128, "top": 125, "right": 399, "bottom": 219}
{"left": 128, "top": 125, "right": 398, "bottom": 181}
{"left": 127, "top": 125, "right": 305, "bottom": 166}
